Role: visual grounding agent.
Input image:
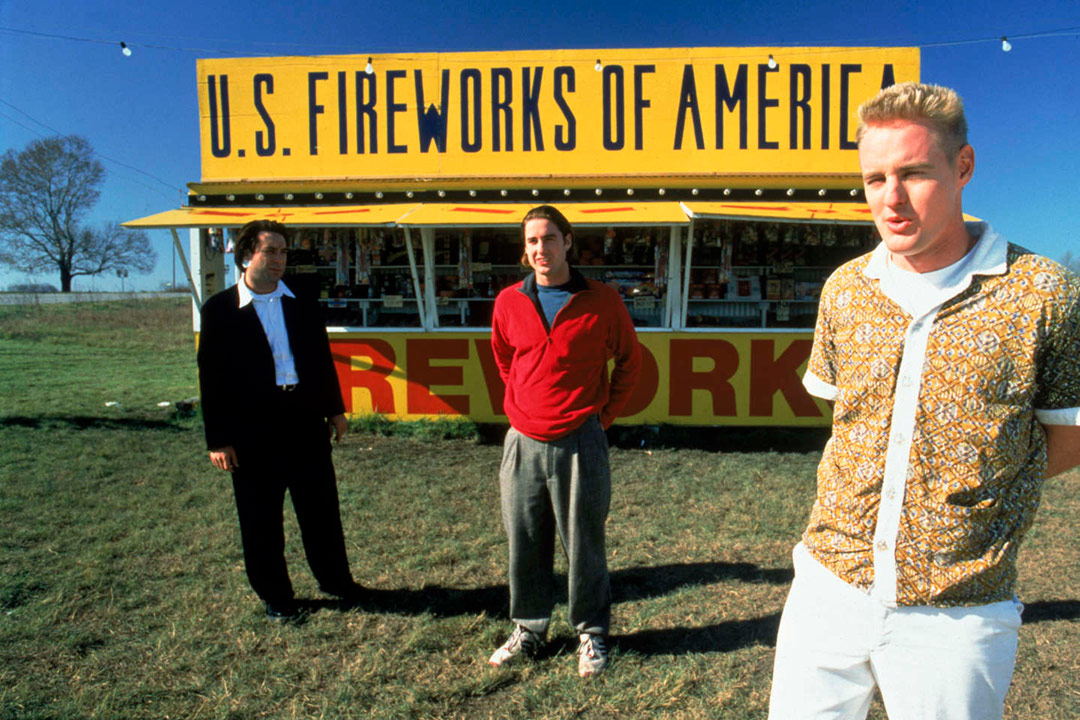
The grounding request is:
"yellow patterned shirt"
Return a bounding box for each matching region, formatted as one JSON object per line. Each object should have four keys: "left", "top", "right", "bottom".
{"left": 802, "top": 223, "right": 1080, "bottom": 607}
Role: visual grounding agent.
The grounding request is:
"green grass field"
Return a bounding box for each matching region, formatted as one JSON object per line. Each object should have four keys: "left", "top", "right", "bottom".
{"left": 1, "top": 299, "right": 1077, "bottom": 719}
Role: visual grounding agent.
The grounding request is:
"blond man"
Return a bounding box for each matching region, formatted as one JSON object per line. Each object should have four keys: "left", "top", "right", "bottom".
{"left": 768, "top": 83, "right": 1080, "bottom": 719}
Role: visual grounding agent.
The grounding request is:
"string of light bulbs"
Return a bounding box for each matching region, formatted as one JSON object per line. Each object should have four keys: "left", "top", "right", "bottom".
{"left": 1, "top": 22, "right": 1078, "bottom": 60}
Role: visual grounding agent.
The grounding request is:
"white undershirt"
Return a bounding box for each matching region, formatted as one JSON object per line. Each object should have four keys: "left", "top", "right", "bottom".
{"left": 879, "top": 243, "right": 977, "bottom": 318}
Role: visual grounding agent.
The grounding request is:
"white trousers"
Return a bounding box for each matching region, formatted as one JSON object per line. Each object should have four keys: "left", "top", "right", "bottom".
{"left": 768, "top": 543, "right": 1023, "bottom": 720}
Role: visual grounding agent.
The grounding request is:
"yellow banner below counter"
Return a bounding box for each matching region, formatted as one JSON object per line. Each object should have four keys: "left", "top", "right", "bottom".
{"left": 198, "top": 46, "right": 918, "bottom": 185}
{"left": 329, "top": 330, "right": 831, "bottom": 427}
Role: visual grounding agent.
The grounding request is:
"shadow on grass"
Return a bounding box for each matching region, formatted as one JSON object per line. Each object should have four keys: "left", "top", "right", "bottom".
{"left": 476, "top": 424, "right": 833, "bottom": 452}
{"left": 297, "top": 561, "right": 792, "bottom": 622}
{"left": 607, "top": 425, "right": 833, "bottom": 453}
{"left": 304, "top": 585, "right": 509, "bottom": 619}
{"left": 613, "top": 562, "right": 792, "bottom": 602}
{"left": 1022, "top": 599, "right": 1080, "bottom": 624}
{"left": 0, "top": 414, "right": 188, "bottom": 432}
{"left": 615, "top": 612, "right": 782, "bottom": 656}
{"left": 612, "top": 599, "right": 1080, "bottom": 656}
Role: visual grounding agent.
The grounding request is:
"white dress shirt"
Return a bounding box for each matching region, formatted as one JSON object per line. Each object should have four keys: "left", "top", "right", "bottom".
{"left": 237, "top": 279, "right": 300, "bottom": 387}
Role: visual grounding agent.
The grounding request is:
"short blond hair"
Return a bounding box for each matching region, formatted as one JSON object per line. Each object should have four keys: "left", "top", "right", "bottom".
{"left": 856, "top": 82, "right": 968, "bottom": 160}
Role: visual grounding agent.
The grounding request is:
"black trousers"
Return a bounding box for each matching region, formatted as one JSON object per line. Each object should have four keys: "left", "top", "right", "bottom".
{"left": 230, "top": 406, "right": 353, "bottom": 605}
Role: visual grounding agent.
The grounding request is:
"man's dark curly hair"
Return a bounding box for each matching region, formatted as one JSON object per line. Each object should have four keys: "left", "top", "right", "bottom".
{"left": 234, "top": 219, "right": 290, "bottom": 268}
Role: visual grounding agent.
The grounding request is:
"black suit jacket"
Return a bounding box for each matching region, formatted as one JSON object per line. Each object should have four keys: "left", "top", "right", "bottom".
{"left": 197, "top": 284, "right": 346, "bottom": 451}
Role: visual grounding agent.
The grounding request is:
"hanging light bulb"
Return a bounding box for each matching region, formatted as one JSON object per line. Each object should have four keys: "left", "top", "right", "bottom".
{"left": 767, "top": 54, "right": 777, "bottom": 69}
{"left": 120, "top": 42, "right": 132, "bottom": 57}
{"left": 365, "top": 57, "right": 374, "bottom": 74}
{"left": 594, "top": 58, "right": 602, "bottom": 72}
{"left": 1001, "top": 37, "right": 1012, "bottom": 52}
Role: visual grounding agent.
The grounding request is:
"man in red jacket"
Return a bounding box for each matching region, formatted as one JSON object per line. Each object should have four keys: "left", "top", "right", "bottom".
{"left": 488, "top": 204, "right": 641, "bottom": 678}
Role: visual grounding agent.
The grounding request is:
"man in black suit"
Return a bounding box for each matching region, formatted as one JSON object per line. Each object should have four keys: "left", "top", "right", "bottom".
{"left": 197, "top": 219, "right": 360, "bottom": 621}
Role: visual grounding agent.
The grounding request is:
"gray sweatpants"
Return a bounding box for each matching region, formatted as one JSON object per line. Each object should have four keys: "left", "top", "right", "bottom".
{"left": 499, "top": 415, "right": 611, "bottom": 637}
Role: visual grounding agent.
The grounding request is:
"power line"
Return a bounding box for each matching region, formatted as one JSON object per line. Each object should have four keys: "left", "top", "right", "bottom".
{"left": 0, "top": 98, "right": 180, "bottom": 202}
{"left": 0, "top": 24, "right": 356, "bottom": 56}
{"left": 0, "top": 110, "right": 44, "bottom": 138}
{"left": 0, "top": 25, "right": 248, "bottom": 56}
{"left": 1, "top": 22, "right": 1079, "bottom": 57}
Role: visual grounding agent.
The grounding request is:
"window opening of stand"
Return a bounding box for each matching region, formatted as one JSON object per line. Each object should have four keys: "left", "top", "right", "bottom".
{"left": 573, "top": 225, "right": 670, "bottom": 328}
{"left": 434, "top": 223, "right": 676, "bottom": 330}
{"left": 289, "top": 221, "right": 682, "bottom": 330}
{"left": 685, "top": 219, "right": 878, "bottom": 329}
{"left": 289, "top": 226, "right": 426, "bottom": 328}
{"left": 385, "top": 201, "right": 688, "bottom": 330}
{"left": 431, "top": 226, "right": 526, "bottom": 328}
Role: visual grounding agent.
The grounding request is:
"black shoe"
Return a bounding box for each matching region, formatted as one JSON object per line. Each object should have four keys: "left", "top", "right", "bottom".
{"left": 264, "top": 600, "right": 300, "bottom": 621}
{"left": 318, "top": 581, "right": 366, "bottom": 602}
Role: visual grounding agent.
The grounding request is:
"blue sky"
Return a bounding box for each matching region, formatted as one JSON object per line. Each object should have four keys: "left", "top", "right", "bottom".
{"left": 1, "top": 0, "right": 1077, "bottom": 291}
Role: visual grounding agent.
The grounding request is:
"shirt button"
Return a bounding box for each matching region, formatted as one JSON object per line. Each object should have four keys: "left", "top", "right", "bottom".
{"left": 900, "top": 375, "right": 913, "bottom": 387}
{"left": 884, "top": 487, "right": 897, "bottom": 500}
{"left": 876, "top": 539, "right": 888, "bottom": 551}
{"left": 894, "top": 433, "right": 905, "bottom": 445}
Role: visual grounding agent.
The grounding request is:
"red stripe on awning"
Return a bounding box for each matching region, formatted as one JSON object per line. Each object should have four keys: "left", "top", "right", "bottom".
{"left": 191, "top": 210, "right": 257, "bottom": 217}
{"left": 450, "top": 207, "right": 517, "bottom": 214}
{"left": 579, "top": 206, "right": 635, "bottom": 214}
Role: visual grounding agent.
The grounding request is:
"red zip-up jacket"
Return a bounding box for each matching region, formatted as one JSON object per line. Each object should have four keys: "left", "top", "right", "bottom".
{"left": 491, "top": 267, "right": 642, "bottom": 441}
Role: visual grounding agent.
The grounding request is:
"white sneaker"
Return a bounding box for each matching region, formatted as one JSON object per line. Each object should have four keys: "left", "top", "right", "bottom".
{"left": 489, "top": 625, "right": 543, "bottom": 667}
{"left": 577, "top": 633, "right": 609, "bottom": 677}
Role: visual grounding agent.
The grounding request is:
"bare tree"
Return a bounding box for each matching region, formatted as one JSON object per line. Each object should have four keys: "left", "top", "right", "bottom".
{"left": 1061, "top": 251, "right": 1080, "bottom": 276}
{"left": 0, "top": 135, "right": 155, "bottom": 291}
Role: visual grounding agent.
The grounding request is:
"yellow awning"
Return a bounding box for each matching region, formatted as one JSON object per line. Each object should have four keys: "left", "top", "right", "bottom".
{"left": 681, "top": 201, "right": 875, "bottom": 224}
{"left": 123, "top": 204, "right": 421, "bottom": 229}
{"left": 129, "top": 200, "right": 972, "bottom": 230}
{"left": 396, "top": 202, "right": 690, "bottom": 227}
